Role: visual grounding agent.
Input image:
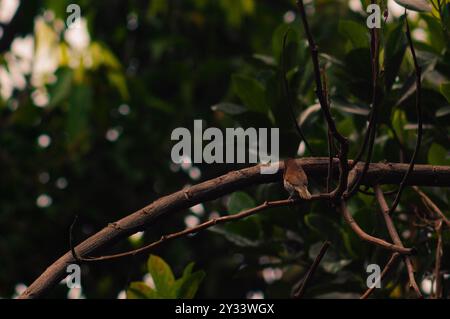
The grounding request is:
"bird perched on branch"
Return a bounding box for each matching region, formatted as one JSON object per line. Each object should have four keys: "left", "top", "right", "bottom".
{"left": 283, "top": 158, "right": 312, "bottom": 200}
{"left": 393, "top": 0, "right": 432, "bottom": 12}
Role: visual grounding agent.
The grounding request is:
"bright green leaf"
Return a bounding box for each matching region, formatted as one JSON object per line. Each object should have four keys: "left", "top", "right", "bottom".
{"left": 147, "top": 255, "right": 176, "bottom": 298}
{"left": 127, "top": 282, "right": 158, "bottom": 299}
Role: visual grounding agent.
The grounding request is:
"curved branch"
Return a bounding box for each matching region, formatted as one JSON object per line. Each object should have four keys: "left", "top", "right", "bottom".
{"left": 296, "top": 0, "right": 350, "bottom": 199}
{"left": 340, "top": 200, "right": 413, "bottom": 255}
{"left": 74, "top": 198, "right": 312, "bottom": 262}
{"left": 389, "top": 15, "right": 423, "bottom": 214}
{"left": 412, "top": 186, "right": 450, "bottom": 227}
{"left": 19, "top": 159, "right": 450, "bottom": 298}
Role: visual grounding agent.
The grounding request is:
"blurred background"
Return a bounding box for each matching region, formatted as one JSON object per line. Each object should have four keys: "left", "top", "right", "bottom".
{"left": 1, "top": 0, "right": 449, "bottom": 298}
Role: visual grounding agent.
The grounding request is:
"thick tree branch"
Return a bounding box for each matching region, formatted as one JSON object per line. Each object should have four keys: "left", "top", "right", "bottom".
{"left": 19, "top": 159, "right": 450, "bottom": 298}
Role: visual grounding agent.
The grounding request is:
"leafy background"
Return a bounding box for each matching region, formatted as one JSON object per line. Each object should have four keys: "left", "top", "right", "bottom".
{"left": 0, "top": 0, "right": 449, "bottom": 298}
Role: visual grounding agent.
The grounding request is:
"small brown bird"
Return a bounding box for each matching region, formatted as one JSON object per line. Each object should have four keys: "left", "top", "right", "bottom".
{"left": 283, "top": 158, "right": 312, "bottom": 200}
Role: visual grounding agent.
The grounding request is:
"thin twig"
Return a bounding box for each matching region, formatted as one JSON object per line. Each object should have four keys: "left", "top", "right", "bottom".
{"left": 69, "top": 215, "right": 82, "bottom": 264}
{"left": 296, "top": 0, "right": 349, "bottom": 198}
{"left": 347, "top": 4, "right": 380, "bottom": 196}
{"left": 73, "top": 198, "right": 317, "bottom": 262}
{"left": 360, "top": 252, "right": 400, "bottom": 299}
{"left": 389, "top": 14, "right": 423, "bottom": 214}
{"left": 358, "top": 188, "right": 397, "bottom": 196}
{"left": 293, "top": 241, "right": 330, "bottom": 298}
{"left": 340, "top": 200, "right": 412, "bottom": 254}
{"left": 282, "top": 31, "right": 315, "bottom": 155}
{"left": 323, "top": 69, "right": 334, "bottom": 194}
{"left": 433, "top": 220, "right": 443, "bottom": 299}
{"left": 326, "top": 129, "right": 334, "bottom": 193}
{"left": 412, "top": 186, "right": 450, "bottom": 227}
{"left": 374, "top": 186, "right": 422, "bottom": 298}
{"left": 351, "top": 110, "right": 375, "bottom": 169}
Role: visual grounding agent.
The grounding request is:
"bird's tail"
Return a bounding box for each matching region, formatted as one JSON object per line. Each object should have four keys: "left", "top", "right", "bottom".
{"left": 297, "top": 186, "right": 312, "bottom": 200}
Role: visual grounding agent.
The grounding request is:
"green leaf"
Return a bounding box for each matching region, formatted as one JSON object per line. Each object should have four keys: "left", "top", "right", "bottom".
{"left": 428, "top": 143, "right": 450, "bottom": 165}
{"left": 436, "top": 106, "right": 450, "bottom": 117}
{"left": 440, "top": 82, "right": 450, "bottom": 103}
{"left": 127, "top": 282, "right": 158, "bottom": 299}
{"left": 67, "top": 84, "right": 92, "bottom": 147}
{"left": 182, "top": 262, "right": 195, "bottom": 277}
{"left": 211, "top": 103, "right": 247, "bottom": 115}
{"left": 272, "top": 24, "right": 301, "bottom": 64}
{"left": 393, "top": 0, "right": 432, "bottom": 12}
{"left": 384, "top": 22, "right": 407, "bottom": 91}
{"left": 421, "top": 14, "right": 445, "bottom": 53}
{"left": 342, "top": 48, "right": 371, "bottom": 101}
{"left": 107, "top": 71, "right": 129, "bottom": 100}
{"left": 391, "top": 109, "right": 408, "bottom": 143}
{"left": 232, "top": 74, "right": 268, "bottom": 114}
{"left": 48, "top": 68, "right": 73, "bottom": 108}
{"left": 309, "top": 242, "right": 351, "bottom": 274}
{"left": 228, "top": 192, "right": 255, "bottom": 214}
{"left": 177, "top": 271, "right": 206, "bottom": 299}
{"left": 173, "top": 262, "right": 197, "bottom": 296}
{"left": 210, "top": 218, "right": 263, "bottom": 247}
{"left": 337, "top": 117, "right": 355, "bottom": 137}
{"left": 338, "top": 20, "right": 369, "bottom": 49}
{"left": 251, "top": 54, "right": 277, "bottom": 67}
{"left": 396, "top": 54, "right": 438, "bottom": 106}
{"left": 304, "top": 213, "right": 339, "bottom": 236}
{"left": 147, "top": 255, "right": 176, "bottom": 298}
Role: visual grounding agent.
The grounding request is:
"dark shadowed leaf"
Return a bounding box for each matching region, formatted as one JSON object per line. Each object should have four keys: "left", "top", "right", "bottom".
{"left": 177, "top": 271, "right": 206, "bottom": 299}
{"left": 428, "top": 143, "right": 450, "bottom": 165}
{"left": 440, "top": 82, "right": 450, "bottom": 103}
{"left": 339, "top": 20, "right": 369, "bottom": 49}
{"left": 384, "top": 22, "right": 407, "bottom": 91}
{"left": 232, "top": 74, "right": 268, "bottom": 114}
{"left": 228, "top": 192, "right": 256, "bottom": 214}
